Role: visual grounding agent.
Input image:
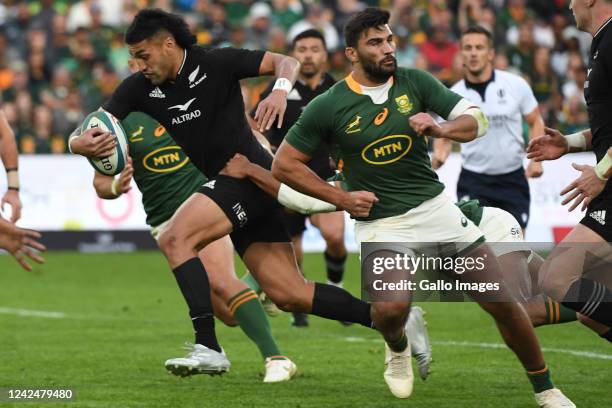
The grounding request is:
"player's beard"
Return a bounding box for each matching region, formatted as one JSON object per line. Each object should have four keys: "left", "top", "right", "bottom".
{"left": 361, "top": 54, "right": 397, "bottom": 83}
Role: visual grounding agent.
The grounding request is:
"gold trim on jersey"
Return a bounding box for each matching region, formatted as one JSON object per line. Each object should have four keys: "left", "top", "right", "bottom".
{"left": 143, "top": 146, "right": 190, "bottom": 173}
{"left": 344, "top": 73, "right": 363, "bottom": 94}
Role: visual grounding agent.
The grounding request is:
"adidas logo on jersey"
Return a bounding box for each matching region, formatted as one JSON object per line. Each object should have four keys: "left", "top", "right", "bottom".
{"left": 202, "top": 180, "right": 216, "bottom": 190}
{"left": 149, "top": 87, "right": 166, "bottom": 98}
{"left": 589, "top": 210, "right": 606, "bottom": 225}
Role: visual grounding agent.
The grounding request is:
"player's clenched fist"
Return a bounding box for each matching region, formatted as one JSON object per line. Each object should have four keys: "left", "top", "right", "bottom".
{"left": 220, "top": 153, "right": 252, "bottom": 179}
{"left": 409, "top": 112, "right": 443, "bottom": 138}
{"left": 339, "top": 191, "right": 379, "bottom": 218}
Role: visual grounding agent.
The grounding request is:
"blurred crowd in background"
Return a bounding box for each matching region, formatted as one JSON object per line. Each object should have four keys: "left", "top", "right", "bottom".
{"left": 0, "top": 0, "right": 589, "bottom": 154}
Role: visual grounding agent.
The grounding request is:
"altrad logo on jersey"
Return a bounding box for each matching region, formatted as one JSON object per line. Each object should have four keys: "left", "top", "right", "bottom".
{"left": 143, "top": 146, "right": 190, "bottom": 173}
{"left": 168, "top": 97, "right": 201, "bottom": 125}
{"left": 361, "top": 135, "right": 413, "bottom": 165}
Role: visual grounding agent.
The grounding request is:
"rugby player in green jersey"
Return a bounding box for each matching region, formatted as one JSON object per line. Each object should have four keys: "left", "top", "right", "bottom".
{"left": 88, "top": 110, "right": 296, "bottom": 383}
{"left": 271, "top": 8, "right": 574, "bottom": 406}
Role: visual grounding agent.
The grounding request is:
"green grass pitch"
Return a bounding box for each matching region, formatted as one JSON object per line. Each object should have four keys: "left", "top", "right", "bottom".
{"left": 1, "top": 252, "right": 610, "bottom": 407}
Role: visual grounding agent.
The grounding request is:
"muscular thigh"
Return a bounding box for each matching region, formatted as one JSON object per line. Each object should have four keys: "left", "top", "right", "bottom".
{"left": 164, "top": 192, "right": 233, "bottom": 249}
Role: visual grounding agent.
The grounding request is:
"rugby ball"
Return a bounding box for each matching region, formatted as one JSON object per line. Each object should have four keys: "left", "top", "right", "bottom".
{"left": 81, "top": 110, "right": 128, "bottom": 176}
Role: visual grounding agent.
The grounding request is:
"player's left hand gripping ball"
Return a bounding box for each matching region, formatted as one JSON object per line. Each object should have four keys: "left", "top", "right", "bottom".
{"left": 81, "top": 111, "right": 129, "bottom": 176}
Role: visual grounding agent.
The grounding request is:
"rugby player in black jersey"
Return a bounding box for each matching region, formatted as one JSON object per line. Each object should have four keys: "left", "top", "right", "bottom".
{"left": 528, "top": 0, "right": 612, "bottom": 337}
{"left": 73, "top": 8, "right": 380, "bottom": 375}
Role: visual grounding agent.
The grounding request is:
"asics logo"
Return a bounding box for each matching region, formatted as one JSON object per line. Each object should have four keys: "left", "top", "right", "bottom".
{"left": 169, "top": 98, "right": 197, "bottom": 112}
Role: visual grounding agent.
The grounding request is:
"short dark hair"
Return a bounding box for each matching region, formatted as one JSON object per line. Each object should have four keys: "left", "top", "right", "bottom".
{"left": 125, "top": 8, "right": 196, "bottom": 49}
{"left": 292, "top": 29, "right": 326, "bottom": 50}
{"left": 343, "top": 7, "right": 390, "bottom": 48}
{"left": 461, "top": 25, "right": 494, "bottom": 47}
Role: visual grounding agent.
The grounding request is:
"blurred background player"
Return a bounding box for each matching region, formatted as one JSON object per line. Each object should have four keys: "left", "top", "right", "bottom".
{"left": 250, "top": 29, "right": 347, "bottom": 327}
{"left": 433, "top": 26, "right": 545, "bottom": 234}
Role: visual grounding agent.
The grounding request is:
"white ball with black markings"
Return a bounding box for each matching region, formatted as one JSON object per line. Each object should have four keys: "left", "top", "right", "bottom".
{"left": 81, "top": 111, "right": 128, "bottom": 176}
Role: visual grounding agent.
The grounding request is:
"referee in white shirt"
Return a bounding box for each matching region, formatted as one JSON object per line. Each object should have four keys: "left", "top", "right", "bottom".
{"left": 434, "top": 26, "right": 545, "bottom": 232}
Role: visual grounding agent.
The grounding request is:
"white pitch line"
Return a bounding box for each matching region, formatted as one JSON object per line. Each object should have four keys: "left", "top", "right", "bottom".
{"left": 344, "top": 337, "right": 612, "bottom": 361}
{"left": 0, "top": 307, "right": 66, "bottom": 319}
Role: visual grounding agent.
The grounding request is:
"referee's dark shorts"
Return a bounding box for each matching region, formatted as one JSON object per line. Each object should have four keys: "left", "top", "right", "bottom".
{"left": 457, "top": 166, "right": 530, "bottom": 229}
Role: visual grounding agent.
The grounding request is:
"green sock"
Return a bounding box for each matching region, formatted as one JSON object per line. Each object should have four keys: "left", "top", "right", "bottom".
{"left": 544, "top": 295, "right": 578, "bottom": 324}
{"left": 241, "top": 272, "right": 261, "bottom": 294}
{"left": 387, "top": 332, "right": 408, "bottom": 353}
{"left": 526, "top": 365, "right": 554, "bottom": 393}
{"left": 228, "top": 289, "right": 283, "bottom": 359}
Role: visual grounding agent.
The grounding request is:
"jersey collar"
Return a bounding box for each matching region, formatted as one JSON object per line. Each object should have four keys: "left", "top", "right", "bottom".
{"left": 344, "top": 73, "right": 393, "bottom": 95}
{"left": 594, "top": 16, "right": 612, "bottom": 39}
{"left": 177, "top": 49, "right": 188, "bottom": 76}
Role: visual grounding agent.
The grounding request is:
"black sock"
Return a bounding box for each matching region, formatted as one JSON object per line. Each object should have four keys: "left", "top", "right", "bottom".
{"left": 325, "top": 251, "right": 347, "bottom": 284}
{"left": 600, "top": 329, "right": 612, "bottom": 343}
{"left": 172, "top": 258, "right": 221, "bottom": 352}
{"left": 561, "top": 278, "right": 612, "bottom": 326}
{"left": 311, "top": 282, "right": 373, "bottom": 328}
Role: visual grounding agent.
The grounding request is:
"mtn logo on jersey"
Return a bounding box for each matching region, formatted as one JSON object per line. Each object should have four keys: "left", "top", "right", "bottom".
{"left": 143, "top": 146, "right": 190, "bottom": 173}
{"left": 149, "top": 87, "right": 166, "bottom": 98}
{"left": 361, "top": 134, "right": 413, "bottom": 165}
{"left": 395, "top": 95, "right": 413, "bottom": 115}
{"left": 589, "top": 210, "right": 606, "bottom": 225}
{"left": 188, "top": 66, "right": 207, "bottom": 89}
{"left": 346, "top": 115, "right": 362, "bottom": 134}
{"left": 169, "top": 97, "right": 201, "bottom": 125}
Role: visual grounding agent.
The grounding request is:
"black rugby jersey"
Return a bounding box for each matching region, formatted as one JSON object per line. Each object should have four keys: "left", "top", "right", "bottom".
{"left": 252, "top": 73, "right": 336, "bottom": 175}
{"left": 103, "top": 46, "right": 270, "bottom": 178}
{"left": 585, "top": 18, "right": 612, "bottom": 194}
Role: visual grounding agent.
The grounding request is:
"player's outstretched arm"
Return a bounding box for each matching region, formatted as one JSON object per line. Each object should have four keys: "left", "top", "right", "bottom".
{"left": 92, "top": 157, "right": 133, "bottom": 199}
{"left": 527, "top": 128, "right": 593, "bottom": 161}
{"left": 0, "top": 109, "right": 21, "bottom": 222}
{"left": 254, "top": 52, "right": 300, "bottom": 132}
{"left": 220, "top": 153, "right": 336, "bottom": 214}
{"left": 0, "top": 217, "right": 45, "bottom": 271}
{"left": 273, "top": 141, "right": 378, "bottom": 218}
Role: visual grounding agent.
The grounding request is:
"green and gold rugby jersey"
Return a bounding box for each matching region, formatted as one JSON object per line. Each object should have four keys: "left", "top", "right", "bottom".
{"left": 121, "top": 112, "right": 206, "bottom": 227}
{"left": 285, "top": 68, "right": 462, "bottom": 221}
